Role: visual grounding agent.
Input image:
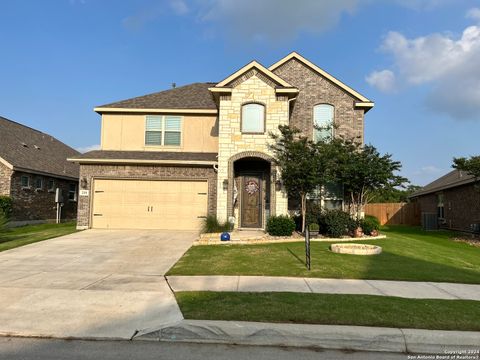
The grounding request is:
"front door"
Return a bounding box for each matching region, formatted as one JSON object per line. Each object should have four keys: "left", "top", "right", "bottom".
{"left": 241, "top": 175, "right": 262, "bottom": 228}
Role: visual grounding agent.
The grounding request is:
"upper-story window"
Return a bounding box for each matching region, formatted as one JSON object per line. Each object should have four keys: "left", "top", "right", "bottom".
{"left": 145, "top": 115, "right": 182, "bottom": 146}
{"left": 241, "top": 103, "right": 265, "bottom": 133}
{"left": 313, "top": 104, "right": 334, "bottom": 142}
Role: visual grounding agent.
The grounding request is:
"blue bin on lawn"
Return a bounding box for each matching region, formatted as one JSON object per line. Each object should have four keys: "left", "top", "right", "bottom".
{"left": 220, "top": 232, "right": 230, "bottom": 241}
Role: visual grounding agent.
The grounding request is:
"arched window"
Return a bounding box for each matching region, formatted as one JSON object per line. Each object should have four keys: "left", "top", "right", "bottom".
{"left": 241, "top": 103, "right": 265, "bottom": 133}
{"left": 313, "top": 104, "right": 334, "bottom": 142}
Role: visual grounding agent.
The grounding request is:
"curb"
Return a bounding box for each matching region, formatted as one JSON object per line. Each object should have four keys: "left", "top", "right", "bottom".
{"left": 133, "top": 319, "right": 480, "bottom": 354}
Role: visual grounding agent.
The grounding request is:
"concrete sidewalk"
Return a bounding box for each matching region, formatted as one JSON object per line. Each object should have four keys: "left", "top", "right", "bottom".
{"left": 167, "top": 275, "right": 480, "bottom": 300}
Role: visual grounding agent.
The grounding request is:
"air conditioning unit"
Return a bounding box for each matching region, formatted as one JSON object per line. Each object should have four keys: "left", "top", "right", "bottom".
{"left": 470, "top": 223, "right": 480, "bottom": 234}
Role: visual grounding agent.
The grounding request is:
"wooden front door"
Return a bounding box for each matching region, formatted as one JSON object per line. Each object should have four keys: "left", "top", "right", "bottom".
{"left": 241, "top": 175, "right": 262, "bottom": 228}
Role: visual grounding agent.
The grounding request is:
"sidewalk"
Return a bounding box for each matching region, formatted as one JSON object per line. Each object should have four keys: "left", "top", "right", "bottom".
{"left": 167, "top": 275, "right": 480, "bottom": 300}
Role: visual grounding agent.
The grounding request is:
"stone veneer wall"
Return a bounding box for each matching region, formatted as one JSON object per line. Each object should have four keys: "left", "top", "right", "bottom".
{"left": 0, "top": 162, "right": 12, "bottom": 196}
{"left": 272, "top": 58, "right": 365, "bottom": 142}
{"left": 9, "top": 171, "right": 78, "bottom": 222}
{"left": 216, "top": 74, "right": 289, "bottom": 223}
{"left": 77, "top": 164, "right": 217, "bottom": 229}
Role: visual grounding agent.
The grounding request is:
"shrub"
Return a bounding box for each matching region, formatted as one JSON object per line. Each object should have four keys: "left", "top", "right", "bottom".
{"left": 0, "top": 209, "right": 8, "bottom": 234}
{"left": 360, "top": 215, "right": 380, "bottom": 235}
{"left": 0, "top": 196, "right": 13, "bottom": 218}
{"left": 308, "top": 223, "right": 319, "bottom": 232}
{"left": 320, "top": 210, "right": 354, "bottom": 238}
{"left": 266, "top": 215, "right": 296, "bottom": 236}
{"left": 201, "top": 215, "right": 232, "bottom": 233}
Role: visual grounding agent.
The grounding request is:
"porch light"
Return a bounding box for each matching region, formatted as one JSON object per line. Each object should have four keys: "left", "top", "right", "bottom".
{"left": 223, "top": 179, "right": 228, "bottom": 191}
{"left": 80, "top": 177, "right": 88, "bottom": 189}
{"left": 275, "top": 179, "right": 282, "bottom": 191}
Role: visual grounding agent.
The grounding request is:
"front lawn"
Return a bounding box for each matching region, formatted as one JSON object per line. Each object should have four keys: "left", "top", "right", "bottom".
{"left": 168, "top": 226, "right": 480, "bottom": 283}
{"left": 0, "top": 222, "right": 78, "bottom": 252}
{"left": 176, "top": 291, "right": 480, "bottom": 331}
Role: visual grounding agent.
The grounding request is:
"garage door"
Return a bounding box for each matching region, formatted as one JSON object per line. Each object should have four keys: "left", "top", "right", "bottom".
{"left": 91, "top": 179, "right": 208, "bottom": 230}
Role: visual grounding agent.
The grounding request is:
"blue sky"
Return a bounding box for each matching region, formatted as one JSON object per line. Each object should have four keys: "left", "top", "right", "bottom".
{"left": 1, "top": 0, "right": 479, "bottom": 186}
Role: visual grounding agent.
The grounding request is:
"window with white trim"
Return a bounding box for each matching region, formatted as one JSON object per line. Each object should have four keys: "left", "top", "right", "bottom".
{"left": 241, "top": 103, "right": 265, "bottom": 133}
{"left": 48, "top": 180, "right": 55, "bottom": 192}
{"left": 35, "top": 177, "right": 43, "bottom": 190}
{"left": 68, "top": 183, "right": 77, "bottom": 202}
{"left": 145, "top": 115, "right": 182, "bottom": 146}
{"left": 313, "top": 104, "right": 334, "bottom": 142}
{"left": 437, "top": 193, "right": 444, "bottom": 219}
{"left": 21, "top": 175, "right": 30, "bottom": 188}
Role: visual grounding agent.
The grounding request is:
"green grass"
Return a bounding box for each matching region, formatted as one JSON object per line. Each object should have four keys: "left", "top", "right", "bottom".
{"left": 176, "top": 291, "right": 480, "bottom": 331}
{"left": 168, "top": 226, "right": 480, "bottom": 283}
{"left": 0, "top": 222, "right": 78, "bottom": 252}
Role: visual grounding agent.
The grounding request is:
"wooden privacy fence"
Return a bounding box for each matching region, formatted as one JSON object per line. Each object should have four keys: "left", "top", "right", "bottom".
{"left": 365, "top": 202, "right": 421, "bottom": 226}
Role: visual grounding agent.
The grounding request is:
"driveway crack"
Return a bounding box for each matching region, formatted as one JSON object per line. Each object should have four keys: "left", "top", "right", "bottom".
{"left": 80, "top": 273, "right": 113, "bottom": 290}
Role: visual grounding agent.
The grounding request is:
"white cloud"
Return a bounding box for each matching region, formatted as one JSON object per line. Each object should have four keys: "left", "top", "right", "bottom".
{"left": 198, "top": 0, "right": 359, "bottom": 42}
{"left": 365, "top": 69, "right": 396, "bottom": 92}
{"left": 393, "top": 0, "right": 451, "bottom": 11}
{"left": 76, "top": 144, "right": 100, "bottom": 153}
{"left": 170, "top": 0, "right": 189, "bottom": 15}
{"left": 466, "top": 7, "right": 480, "bottom": 22}
{"left": 368, "top": 18, "right": 480, "bottom": 120}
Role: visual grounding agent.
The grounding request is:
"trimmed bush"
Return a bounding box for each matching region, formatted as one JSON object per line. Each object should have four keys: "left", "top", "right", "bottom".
{"left": 360, "top": 215, "right": 380, "bottom": 235}
{"left": 308, "top": 223, "right": 320, "bottom": 232}
{"left": 0, "top": 196, "right": 13, "bottom": 218}
{"left": 201, "top": 215, "right": 232, "bottom": 233}
{"left": 266, "top": 215, "right": 296, "bottom": 236}
{"left": 320, "top": 210, "right": 354, "bottom": 238}
{"left": 0, "top": 209, "right": 7, "bottom": 233}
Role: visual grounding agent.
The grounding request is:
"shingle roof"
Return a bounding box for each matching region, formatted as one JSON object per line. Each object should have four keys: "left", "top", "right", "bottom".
{"left": 0, "top": 116, "right": 79, "bottom": 179}
{"left": 97, "top": 82, "right": 218, "bottom": 111}
{"left": 410, "top": 169, "right": 477, "bottom": 198}
{"left": 69, "top": 150, "right": 218, "bottom": 164}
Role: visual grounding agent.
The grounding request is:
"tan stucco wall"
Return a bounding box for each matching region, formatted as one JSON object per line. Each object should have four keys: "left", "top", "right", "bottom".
{"left": 216, "top": 74, "right": 289, "bottom": 223}
{"left": 101, "top": 114, "right": 218, "bottom": 152}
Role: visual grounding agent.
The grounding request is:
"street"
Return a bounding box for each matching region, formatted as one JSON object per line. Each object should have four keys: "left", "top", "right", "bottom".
{"left": 0, "top": 337, "right": 408, "bottom": 360}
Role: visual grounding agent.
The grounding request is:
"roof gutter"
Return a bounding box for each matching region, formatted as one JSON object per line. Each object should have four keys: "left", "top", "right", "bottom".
{"left": 94, "top": 107, "right": 218, "bottom": 115}
{"left": 67, "top": 158, "right": 218, "bottom": 166}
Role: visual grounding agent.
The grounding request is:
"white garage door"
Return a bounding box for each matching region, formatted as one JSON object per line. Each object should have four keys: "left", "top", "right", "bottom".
{"left": 91, "top": 179, "right": 208, "bottom": 230}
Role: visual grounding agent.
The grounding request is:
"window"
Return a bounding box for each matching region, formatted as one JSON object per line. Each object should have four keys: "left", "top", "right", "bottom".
{"left": 35, "top": 177, "right": 43, "bottom": 190}
{"left": 323, "top": 182, "right": 344, "bottom": 210}
{"left": 48, "top": 180, "right": 55, "bottom": 192}
{"left": 145, "top": 115, "right": 182, "bottom": 146}
{"left": 313, "top": 104, "right": 334, "bottom": 142}
{"left": 241, "top": 103, "right": 265, "bottom": 133}
{"left": 21, "top": 175, "right": 30, "bottom": 188}
{"left": 68, "top": 183, "right": 77, "bottom": 201}
{"left": 437, "top": 193, "right": 444, "bottom": 219}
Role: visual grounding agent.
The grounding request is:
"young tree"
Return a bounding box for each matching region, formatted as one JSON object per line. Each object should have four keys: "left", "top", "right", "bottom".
{"left": 327, "top": 139, "right": 407, "bottom": 219}
{"left": 269, "top": 125, "right": 320, "bottom": 232}
{"left": 453, "top": 156, "right": 480, "bottom": 180}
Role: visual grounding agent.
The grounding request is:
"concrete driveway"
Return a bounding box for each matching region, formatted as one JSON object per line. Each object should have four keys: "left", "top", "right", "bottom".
{"left": 0, "top": 229, "right": 196, "bottom": 339}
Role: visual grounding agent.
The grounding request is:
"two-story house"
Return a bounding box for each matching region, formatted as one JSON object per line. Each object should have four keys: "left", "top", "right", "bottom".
{"left": 69, "top": 52, "right": 374, "bottom": 231}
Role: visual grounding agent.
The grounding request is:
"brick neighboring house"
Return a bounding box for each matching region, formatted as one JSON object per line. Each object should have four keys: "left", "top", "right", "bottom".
{"left": 0, "top": 116, "right": 80, "bottom": 224}
{"left": 409, "top": 170, "right": 480, "bottom": 233}
{"left": 69, "top": 52, "right": 374, "bottom": 231}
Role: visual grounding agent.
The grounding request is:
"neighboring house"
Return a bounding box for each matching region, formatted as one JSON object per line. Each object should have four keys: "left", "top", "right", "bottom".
{"left": 69, "top": 52, "right": 374, "bottom": 231}
{"left": 410, "top": 170, "right": 480, "bottom": 233}
{"left": 0, "top": 116, "right": 80, "bottom": 224}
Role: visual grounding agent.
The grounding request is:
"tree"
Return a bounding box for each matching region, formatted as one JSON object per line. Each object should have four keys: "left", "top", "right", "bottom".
{"left": 369, "top": 184, "right": 421, "bottom": 203}
{"left": 269, "top": 125, "right": 322, "bottom": 232}
{"left": 452, "top": 156, "right": 480, "bottom": 180}
{"left": 326, "top": 138, "right": 407, "bottom": 219}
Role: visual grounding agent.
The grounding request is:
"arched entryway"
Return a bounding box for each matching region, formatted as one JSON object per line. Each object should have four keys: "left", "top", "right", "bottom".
{"left": 227, "top": 152, "right": 276, "bottom": 229}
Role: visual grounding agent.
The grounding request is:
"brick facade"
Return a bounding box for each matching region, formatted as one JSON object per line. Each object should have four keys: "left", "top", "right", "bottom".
{"left": 272, "top": 58, "right": 365, "bottom": 142}
{"left": 414, "top": 183, "right": 480, "bottom": 232}
{"left": 0, "top": 162, "right": 12, "bottom": 196}
{"left": 9, "top": 171, "right": 77, "bottom": 222}
{"left": 77, "top": 164, "right": 217, "bottom": 229}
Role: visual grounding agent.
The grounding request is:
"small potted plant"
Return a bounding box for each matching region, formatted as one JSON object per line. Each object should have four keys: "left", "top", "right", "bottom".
{"left": 308, "top": 223, "right": 320, "bottom": 237}
{"left": 349, "top": 219, "right": 363, "bottom": 238}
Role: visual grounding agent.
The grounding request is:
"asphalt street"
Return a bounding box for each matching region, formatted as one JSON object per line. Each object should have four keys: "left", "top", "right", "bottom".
{"left": 0, "top": 337, "right": 409, "bottom": 360}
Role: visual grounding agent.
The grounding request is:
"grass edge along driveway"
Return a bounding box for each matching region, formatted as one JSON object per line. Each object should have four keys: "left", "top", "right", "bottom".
{"left": 168, "top": 226, "right": 480, "bottom": 284}
{"left": 176, "top": 291, "right": 480, "bottom": 331}
{"left": 0, "top": 222, "right": 78, "bottom": 252}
